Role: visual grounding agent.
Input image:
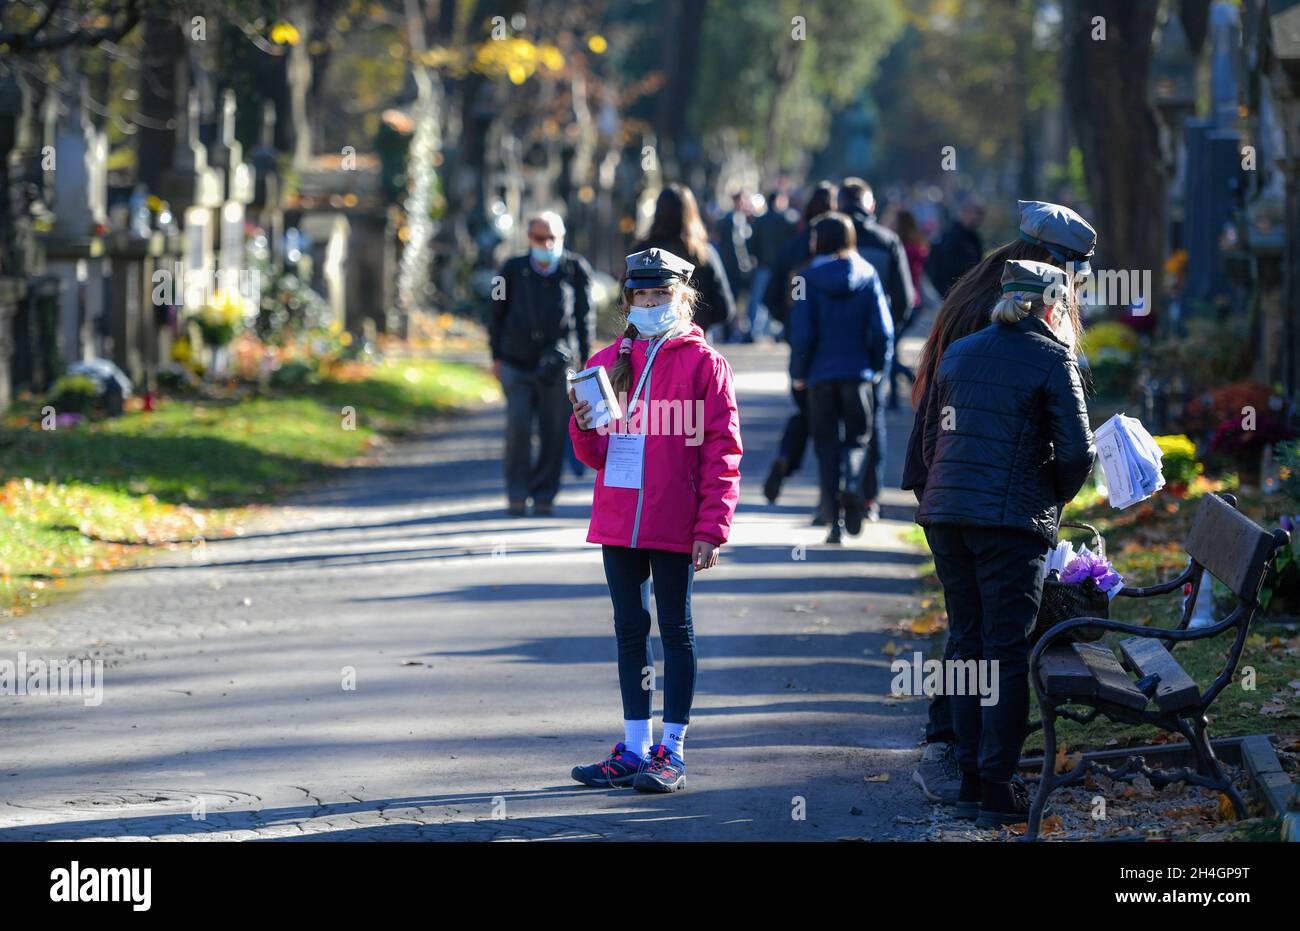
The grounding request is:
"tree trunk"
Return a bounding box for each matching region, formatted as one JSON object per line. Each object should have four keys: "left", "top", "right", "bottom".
{"left": 286, "top": 0, "right": 313, "bottom": 169}
{"left": 136, "top": 10, "right": 184, "bottom": 191}
{"left": 655, "top": 0, "right": 705, "bottom": 178}
{"left": 1013, "top": 0, "right": 1040, "bottom": 196}
{"left": 1063, "top": 0, "right": 1165, "bottom": 318}
{"left": 763, "top": 20, "right": 805, "bottom": 181}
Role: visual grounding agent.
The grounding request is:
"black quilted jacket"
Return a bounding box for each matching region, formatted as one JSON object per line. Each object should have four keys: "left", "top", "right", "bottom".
{"left": 915, "top": 314, "right": 1095, "bottom": 546}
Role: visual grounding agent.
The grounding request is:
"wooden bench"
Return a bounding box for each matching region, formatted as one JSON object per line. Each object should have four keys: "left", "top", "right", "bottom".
{"left": 1024, "top": 492, "right": 1289, "bottom": 840}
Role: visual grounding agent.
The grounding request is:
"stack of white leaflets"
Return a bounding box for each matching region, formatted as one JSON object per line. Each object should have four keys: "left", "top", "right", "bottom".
{"left": 1094, "top": 413, "right": 1165, "bottom": 509}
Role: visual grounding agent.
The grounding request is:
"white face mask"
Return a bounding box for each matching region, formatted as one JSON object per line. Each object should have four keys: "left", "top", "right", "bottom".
{"left": 628, "top": 301, "right": 678, "bottom": 337}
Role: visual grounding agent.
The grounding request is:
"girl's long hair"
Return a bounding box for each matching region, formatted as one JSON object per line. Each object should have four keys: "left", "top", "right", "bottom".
{"left": 802, "top": 182, "right": 836, "bottom": 227}
{"left": 643, "top": 184, "right": 710, "bottom": 266}
{"left": 894, "top": 209, "right": 925, "bottom": 249}
{"left": 911, "top": 239, "right": 1062, "bottom": 405}
{"left": 609, "top": 280, "right": 701, "bottom": 395}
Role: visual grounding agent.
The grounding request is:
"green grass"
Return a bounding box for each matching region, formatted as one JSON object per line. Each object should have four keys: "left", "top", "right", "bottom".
{"left": 0, "top": 358, "right": 499, "bottom": 615}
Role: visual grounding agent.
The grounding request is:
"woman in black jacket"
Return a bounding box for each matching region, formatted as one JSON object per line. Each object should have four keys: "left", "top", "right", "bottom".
{"left": 635, "top": 184, "right": 735, "bottom": 332}
{"left": 903, "top": 200, "right": 1098, "bottom": 807}
{"left": 915, "top": 259, "right": 1095, "bottom": 828}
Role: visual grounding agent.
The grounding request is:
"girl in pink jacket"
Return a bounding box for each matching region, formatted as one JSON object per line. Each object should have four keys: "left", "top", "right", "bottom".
{"left": 567, "top": 246, "right": 743, "bottom": 793}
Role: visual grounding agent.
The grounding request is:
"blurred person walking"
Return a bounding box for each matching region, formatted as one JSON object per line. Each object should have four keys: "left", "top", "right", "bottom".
{"left": 715, "top": 191, "right": 757, "bottom": 343}
{"left": 888, "top": 208, "right": 930, "bottom": 409}
{"left": 636, "top": 184, "right": 736, "bottom": 336}
{"left": 926, "top": 195, "right": 987, "bottom": 298}
{"left": 837, "top": 179, "right": 914, "bottom": 523}
{"left": 787, "top": 212, "right": 894, "bottom": 544}
{"left": 489, "top": 211, "right": 595, "bottom": 516}
{"left": 761, "top": 181, "right": 837, "bottom": 518}
{"left": 747, "top": 189, "right": 799, "bottom": 342}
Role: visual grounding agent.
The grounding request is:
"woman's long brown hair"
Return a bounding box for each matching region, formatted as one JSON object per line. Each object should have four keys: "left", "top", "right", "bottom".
{"left": 911, "top": 239, "right": 1058, "bottom": 405}
{"left": 643, "top": 184, "right": 711, "bottom": 265}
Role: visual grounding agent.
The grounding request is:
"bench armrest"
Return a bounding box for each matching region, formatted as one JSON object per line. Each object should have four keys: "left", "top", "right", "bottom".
{"left": 1115, "top": 559, "right": 1195, "bottom": 599}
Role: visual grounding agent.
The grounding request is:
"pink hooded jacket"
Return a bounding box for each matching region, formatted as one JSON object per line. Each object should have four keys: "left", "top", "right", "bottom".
{"left": 568, "top": 322, "right": 743, "bottom": 554}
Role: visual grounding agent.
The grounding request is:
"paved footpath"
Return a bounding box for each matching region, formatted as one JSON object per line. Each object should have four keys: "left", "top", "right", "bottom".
{"left": 0, "top": 335, "right": 949, "bottom": 841}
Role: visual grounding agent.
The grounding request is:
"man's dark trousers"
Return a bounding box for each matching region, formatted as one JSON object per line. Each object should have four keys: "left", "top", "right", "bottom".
{"left": 922, "top": 524, "right": 1046, "bottom": 782}
{"left": 501, "top": 360, "right": 569, "bottom": 505}
{"left": 863, "top": 379, "right": 887, "bottom": 504}
{"left": 778, "top": 383, "right": 811, "bottom": 473}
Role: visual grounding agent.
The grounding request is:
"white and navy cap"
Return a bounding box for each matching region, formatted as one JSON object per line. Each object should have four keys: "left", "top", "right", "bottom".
{"left": 1017, "top": 200, "right": 1097, "bottom": 276}
{"left": 624, "top": 247, "right": 695, "bottom": 289}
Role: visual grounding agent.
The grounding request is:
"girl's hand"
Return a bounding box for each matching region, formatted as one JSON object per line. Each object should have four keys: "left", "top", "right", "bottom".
{"left": 692, "top": 540, "right": 718, "bottom": 571}
{"left": 568, "top": 387, "right": 594, "bottom": 430}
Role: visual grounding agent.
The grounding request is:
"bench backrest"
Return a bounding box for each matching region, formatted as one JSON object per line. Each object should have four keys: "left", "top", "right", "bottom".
{"left": 1184, "top": 493, "right": 1279, "bottom": 603}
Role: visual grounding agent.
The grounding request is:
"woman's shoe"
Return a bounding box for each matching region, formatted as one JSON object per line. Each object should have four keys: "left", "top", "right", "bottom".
{"left": 571, "top": 742, "right": 646, "bottom": 788}
{"left": 633, "top": 745, "right": 686, "bottom": 793}
{"left": 954, "top": 771, "right": 981, "bottom": 820}
{"left": 825, "top": 520, "right": 844, "bottom": 544}
{"left": 975, "top": 778, "right": 1050, "bottom": 828}
{"left": 912, "top": 741, "right": 961, "bottom": 804}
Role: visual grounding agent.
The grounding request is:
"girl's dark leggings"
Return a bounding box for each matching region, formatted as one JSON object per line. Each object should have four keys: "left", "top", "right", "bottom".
{"left": 601, "top": 544, "right": 697, "bottom": 724}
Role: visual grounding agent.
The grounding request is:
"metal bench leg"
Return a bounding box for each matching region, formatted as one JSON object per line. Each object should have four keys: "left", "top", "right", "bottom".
{"left": 1189, "top": 714, "right": 1247, "bottom": 819}
{"left": 1025, "top": 704, "right": 1059, "bottom": 841}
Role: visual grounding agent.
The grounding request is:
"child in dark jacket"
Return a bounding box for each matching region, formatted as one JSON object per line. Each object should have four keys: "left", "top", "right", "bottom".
{"left": 787, "top": 212, "right": 894, "bottom": 544}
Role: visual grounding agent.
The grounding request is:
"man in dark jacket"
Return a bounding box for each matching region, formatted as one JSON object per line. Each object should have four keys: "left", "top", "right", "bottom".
{"left": 715, "top": 192, "right": 756, "bottom": 342}
{"left": 490, "top": 212, "right": 595, "bottom": 516}
{"left": 838, "top": 179, "right": 915, "bottom": 320}
{"left": 926, "top": 195, "right": 986, "bottom": 297}
{"left": 916, "top": 259, "right": 1094, "bottom": 827}
{"left": 747, "top": 190, "right": 797, "bottom": 341}
{"left": 837, "top": 179, "right": 915, "bottom": 522}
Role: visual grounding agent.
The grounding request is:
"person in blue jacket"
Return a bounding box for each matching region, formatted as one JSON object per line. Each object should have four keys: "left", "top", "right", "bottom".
{"left": 788, "top": 212, "right": 894, "bottom": 544}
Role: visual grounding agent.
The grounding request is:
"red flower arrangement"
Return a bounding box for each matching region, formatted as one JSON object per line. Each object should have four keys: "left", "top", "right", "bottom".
{"left": 1209, "top": 412, "right": 1296, "bottom": 454}
{"left": 1186, "top": 380, "right": 1277, "bottom": 434}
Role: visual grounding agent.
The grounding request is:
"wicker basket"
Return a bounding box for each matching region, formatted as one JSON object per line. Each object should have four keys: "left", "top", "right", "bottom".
{"left": 1030, "top": 521, "right": 1110, "bottom": 644}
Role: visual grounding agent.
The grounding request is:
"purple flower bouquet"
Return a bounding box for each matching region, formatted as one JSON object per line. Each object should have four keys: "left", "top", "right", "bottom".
{"left": 1061, "top": 550, "right": 1124, "bottom": 599}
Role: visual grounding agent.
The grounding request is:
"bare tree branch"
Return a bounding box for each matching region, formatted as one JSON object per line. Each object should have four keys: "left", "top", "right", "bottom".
{"left": 0, "top": 0, "right": 141, "bottom": 53}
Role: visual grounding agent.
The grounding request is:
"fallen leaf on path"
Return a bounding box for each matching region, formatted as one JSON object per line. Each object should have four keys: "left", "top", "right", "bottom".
{"left": 1055, "top": 745, "right": 1083, "bottom": 775}
{"left": 1216, "top": 793, "right": 1238, "bottom": 822}
{"left": 864, "top": 773, "right": 890, "bottom": 782}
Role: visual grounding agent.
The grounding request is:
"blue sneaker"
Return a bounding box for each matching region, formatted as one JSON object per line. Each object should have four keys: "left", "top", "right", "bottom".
{"left": 632, "top": 744, "right": 686, "bottom": 793}
{"left": 571, "top": 742, "right": 646, "bottom": 788}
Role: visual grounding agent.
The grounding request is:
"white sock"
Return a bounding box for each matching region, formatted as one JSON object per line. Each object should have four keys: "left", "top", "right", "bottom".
{"left": 662, "top": 722, "right": 688, "bottom": 760}
{"left": 624, "top": 719, "right": 652, "bottom": 759}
